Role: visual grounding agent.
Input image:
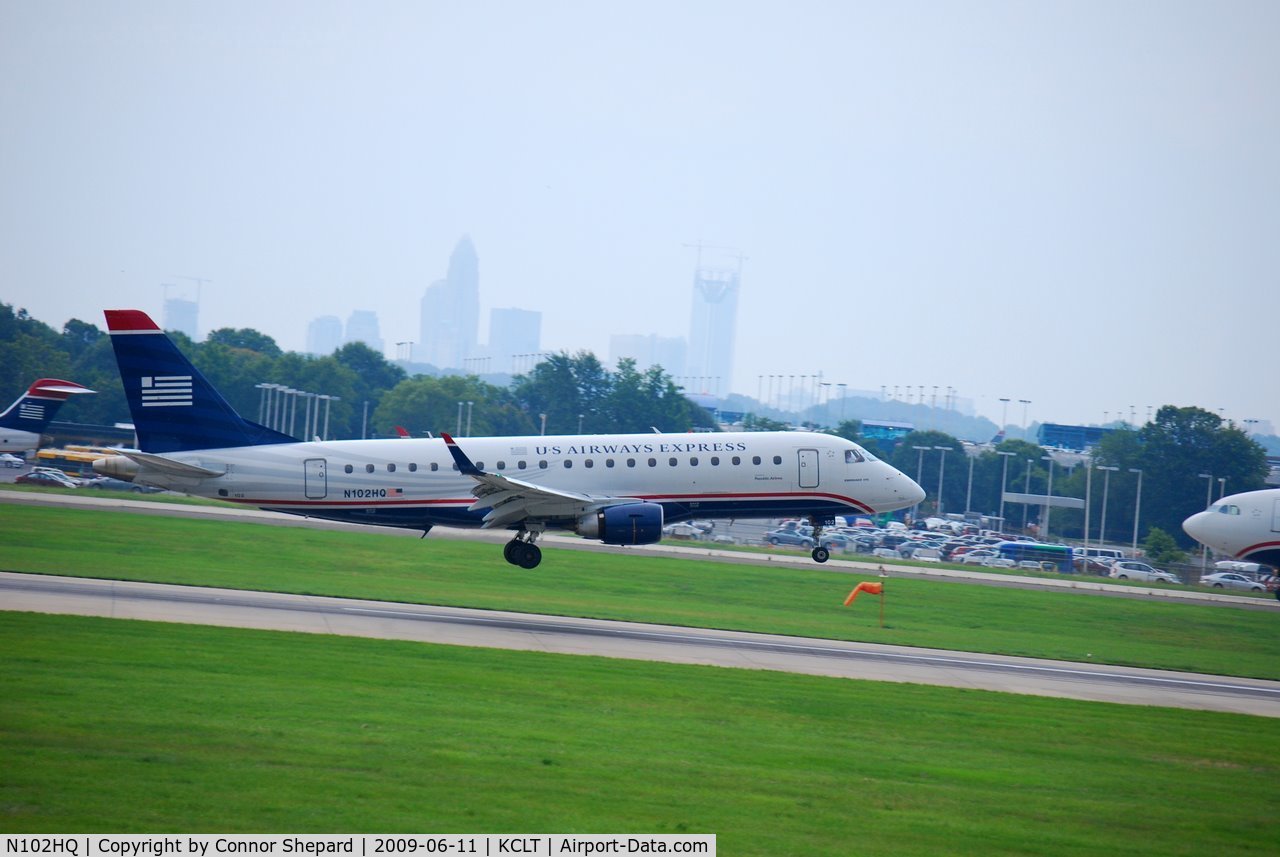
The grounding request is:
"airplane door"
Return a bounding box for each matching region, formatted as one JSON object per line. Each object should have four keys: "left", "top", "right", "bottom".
{"left": 798, "top": 449, "right": 819, "bottom": 489}
{"left": 304, "top": 458, "right": 327, "bottom": 500}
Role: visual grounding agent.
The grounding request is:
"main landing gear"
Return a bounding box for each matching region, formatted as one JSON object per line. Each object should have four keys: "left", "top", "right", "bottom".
{"left": 503, "top": 528, "right": 543, "bottom": 569}
{"left": 809, "top": 515, "right": 832, "bottom": 564}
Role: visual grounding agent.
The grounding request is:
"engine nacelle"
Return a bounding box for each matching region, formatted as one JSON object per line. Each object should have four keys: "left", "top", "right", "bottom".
{"left": 577, "top": 502, "right": 665, "bottom": 546}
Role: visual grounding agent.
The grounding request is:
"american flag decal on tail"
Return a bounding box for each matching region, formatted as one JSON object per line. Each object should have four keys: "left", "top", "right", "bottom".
{"left": 18, "top": 403, "right": 44, "bottom": 420}
{"left": 141, "top": 375, "right": 193, "bottom": 407}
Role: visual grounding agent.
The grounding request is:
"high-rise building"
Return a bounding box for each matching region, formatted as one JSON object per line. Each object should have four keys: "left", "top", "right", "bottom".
{"left": 488, "top": 307, "right": 542, "bottom": 374}
{"left": 163, "top": 297, "right": 198, "bottom": 339}
{"left": 306, "top": 315, "right": 343, "bottom": 356}
{"left": 420, "top": 236, "right": 480, "bottom": 370}
{"left": 686, "top": 263, "right": 740, "bottom": 397}
{"left": 345, "top": 310, "right": 384, "bottom": 355}
{"left": 609, "top": 334, "right": 687, "bottom": 376}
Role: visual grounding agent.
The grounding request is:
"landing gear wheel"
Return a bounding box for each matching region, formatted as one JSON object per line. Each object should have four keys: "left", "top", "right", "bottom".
{"left": 503, "top": 540, "right": 521, "bottom": 565}
{"left": 812, "top": 546, "right": 830, "bottom": 564}
{"left": 517, "top": 543, "right": 542, "bottom": 569}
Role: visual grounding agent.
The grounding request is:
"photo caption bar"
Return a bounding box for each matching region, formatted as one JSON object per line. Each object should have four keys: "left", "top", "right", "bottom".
{"left": 2, "top": 835, "right": 715, "bottom": 857}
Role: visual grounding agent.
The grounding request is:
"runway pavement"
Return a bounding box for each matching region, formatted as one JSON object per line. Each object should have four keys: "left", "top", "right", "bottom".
{"left": 4, "top": 570, "right": 1280, "bottom": 717}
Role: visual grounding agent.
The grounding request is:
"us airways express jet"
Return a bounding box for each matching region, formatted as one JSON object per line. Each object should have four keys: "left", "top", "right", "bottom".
{"left": 95, "top": 309, "right": 925, "bottom": 568}
{"left": 0, "top": 378, "right": 95, "bottom": 453}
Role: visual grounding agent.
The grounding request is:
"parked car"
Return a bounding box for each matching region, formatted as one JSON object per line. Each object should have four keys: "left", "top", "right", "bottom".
{"left": 980, "top": 556, "right": 1017, "bottom": 568}
{"left": 662, "top": 523, "right": 704, "bottom": 540}
{"left": 958, "top": 549, "right": 999, "bottom": 565}
{"left": 1110, "top": 560, "right": 1181, "bottom": 584}
{"left": 15, "top": 470, "right": 79, "bottom": 489}
{"left": 911, "top": 547, "right": 943, "bottom": 562}
{"left": 1072, "top": 556, "right": 1114, "bottom": 576}
{"left": 0, "top": 452, "right": 24, "bottom": 468}
{"left": 1199, "top": 572, "right": 1265, "bottom": 592}
{"left": 83, "top": 476, "right": 161, "bottom": 494}
{"left": 765, "top": 528, "right": 815, "bottom": 548}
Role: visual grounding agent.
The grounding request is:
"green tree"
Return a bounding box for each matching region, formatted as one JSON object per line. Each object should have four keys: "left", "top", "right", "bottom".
{"left": 1143, "top": 527, "right": 1187, "bottom": 565}
{"left": 206, "top": 327, "right": 282, "bottom": 357}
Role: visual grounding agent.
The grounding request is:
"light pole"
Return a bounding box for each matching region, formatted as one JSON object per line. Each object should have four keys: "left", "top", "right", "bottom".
{"left": 934, "top": 446, "right": 951, "bottom": 517}
{"left": 997, "top": 450, "right": 1016, "bottom": 528}
{"left": 838, "top": 383, "right": 848, "bottom": 423}
{"left": 1097, "top": 466, "right": 1119, "bottom": 548}
{"left": 456, "top": 402, "right": 464, "bottom": 436}
{"left": 1218, "top": 477, "right": 1226, "bottom": 500}
{"left": 1023, "top": 459, "right": 1032, "bottom": 531}
{"left": 465, "top": 401, "right": 474, "bottom": 437}
{"left": 965, "top": 449, "right": 975, "bottom": 516}
{"left": 1041, "top": 454, "right": 1056, "bottom": 539}
{"left": 578, "top": 413, "right": 584, "bottom": 434}
{"left": 539, "top": 413, "right": 547, "bottom": 436}
{"left": 1019, "top": 399, "right": 1032, "bottom": 440}
{"left": 1199, "top": 473, "right": 1214, "bottom": 573}
{"left": 1129, "top": 468, "right": 1143, "bottom": 554}
{"left": 913, "top": 445, "right": 931, "bottom": 521}
{"left": 999, "top": 397, "right": 1010, "bottom": 433}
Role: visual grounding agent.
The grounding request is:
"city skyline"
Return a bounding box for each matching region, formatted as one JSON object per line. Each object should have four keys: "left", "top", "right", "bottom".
{"left": 4, "top": 4, "right": 1278, "bottom": 432}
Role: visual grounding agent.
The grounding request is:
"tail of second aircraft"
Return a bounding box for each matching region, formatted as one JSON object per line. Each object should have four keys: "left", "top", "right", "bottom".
{"left": 105, "top": 309, "right": 296, "bottom": 453}
{"left": 0, "top": 378, "right": 94, "bottom": 432}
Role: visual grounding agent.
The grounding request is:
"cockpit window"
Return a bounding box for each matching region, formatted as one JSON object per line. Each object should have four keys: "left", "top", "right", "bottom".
{"left": 845, "top": 449, "right": 863, "bottom": 464}
{"left": 1218, "top": 504, "right": 1241, "bottom": 515}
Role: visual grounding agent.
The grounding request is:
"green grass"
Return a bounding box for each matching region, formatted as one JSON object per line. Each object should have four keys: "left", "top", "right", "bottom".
{"left": 2, "top": 505, "right": 1280, "bottom": 679}
{"left": 2, "top": 611, "right": 1277, "bottom": 854}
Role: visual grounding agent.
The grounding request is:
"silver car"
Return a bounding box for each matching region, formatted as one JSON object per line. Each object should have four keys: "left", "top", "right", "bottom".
{"left": 1110, "top": 560, "right": 1180, "bottom": 584}
{"left": 1199, "top": 572, "right": 1265, "bottom": 592}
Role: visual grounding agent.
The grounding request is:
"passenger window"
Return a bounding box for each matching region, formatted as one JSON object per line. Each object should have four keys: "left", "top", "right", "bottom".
{"left": 388, "top": 463, "right": 397, "bottom": 472}
{"left": 669, "top": 457, "right": 678, "bottom": 467}
{"left": 732, "top": 456, "right": 741, "bottom": 465}
{"left": 648, "top": 458, "right": 657, "bottom": 467}
{"left": 431, "top": 463, "right": 439, "bottom": 472}
{"left": 710, "top": 456, "right": 719, "bottom": 466}
{"left": 518, "top": 461, "right": 527, "bottom": 470}
{"left": 365, "top": 464, "right": 375, "bottom": 473}
{"left": 585, "top": 459, "right": 594, "bottom": 468}
{"left": 627, "top": 458, "right": 636, "bottom": 468}
{"left": 606, "top": 459, "right": 615, "bottom": 468}
{"left": 539, "top": 460, "right": 548, "bottom": 469}
{"left": 564, "top": 460, "right": 573, "bottom": 469}
{"left": 773, "top": 455, "right": 782, "bottom": 465}
{"left": 344, "top": 464, "right": 353, "bottom": 474}
{"left": 475, "top": 462, "right": 484, "bottom": 470}
{"left": 690, "top": 457, "right": 699, "bottom": 466}
{"left": 752, "top": 456, "right": 762, "bottom": 465}
{"left": 497, "top": 461, "right": 506, "bottom": 470}
{"left": 408, "top": 463, "right": 417, "bottom": 472}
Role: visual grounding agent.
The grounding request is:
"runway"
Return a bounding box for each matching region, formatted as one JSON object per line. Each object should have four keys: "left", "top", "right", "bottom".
{"left": 4, "top": 570, "right": 1279, "bottom": 718}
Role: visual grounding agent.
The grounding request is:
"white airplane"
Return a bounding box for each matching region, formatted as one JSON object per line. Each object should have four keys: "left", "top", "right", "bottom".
{"left": 1183, "top": 488, "right": 1280, "bottom": 570}
{"left": 0, "top": 378, "right": 95, "bottom": 454}
{"left": 94, "top": 309, "right": 925, "bottom": 568}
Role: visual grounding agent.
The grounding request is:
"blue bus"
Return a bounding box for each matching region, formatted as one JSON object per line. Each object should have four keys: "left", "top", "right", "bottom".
{"left": 995, "top": 541, "right": 1074, "bottom": 573}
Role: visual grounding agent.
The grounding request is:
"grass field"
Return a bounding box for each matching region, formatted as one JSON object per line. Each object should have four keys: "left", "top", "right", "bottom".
{"left": 3, "top": 505, "right": 1279, "bottom": 680}
{"left": 3, "top": 611, "right": 1278, "bottom": 854}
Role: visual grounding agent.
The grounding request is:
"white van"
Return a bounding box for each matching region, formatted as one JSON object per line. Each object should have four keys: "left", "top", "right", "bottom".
{"left": 1214, "top": 560, "right": 1266, "bottom": 579}
{"left": 1080, "top": 547, "right": 1124, "bottom": 563}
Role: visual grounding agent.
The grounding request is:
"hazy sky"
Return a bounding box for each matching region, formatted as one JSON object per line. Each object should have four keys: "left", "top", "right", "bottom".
{"left": 3, "top": 1, "right": 1278, "bottom": 432}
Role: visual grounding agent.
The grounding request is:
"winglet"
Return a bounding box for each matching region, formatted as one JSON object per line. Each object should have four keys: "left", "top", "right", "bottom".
{"left": 441, "top": 433, "right": 483, "bottom": 476}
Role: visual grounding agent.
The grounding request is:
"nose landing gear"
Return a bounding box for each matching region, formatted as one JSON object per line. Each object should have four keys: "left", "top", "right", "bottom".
{"left": 809, "top": 515, "right": 834, "bottom": 564}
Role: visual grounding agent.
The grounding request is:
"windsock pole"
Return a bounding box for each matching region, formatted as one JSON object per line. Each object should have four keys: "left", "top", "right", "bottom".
{"left": 843, "top": 581, "right": 886, "bottom": 627}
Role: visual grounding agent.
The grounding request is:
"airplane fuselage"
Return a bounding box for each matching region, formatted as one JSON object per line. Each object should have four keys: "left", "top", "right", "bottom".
{"left": 113, "top": 431, "right": 921, "bottom": 531}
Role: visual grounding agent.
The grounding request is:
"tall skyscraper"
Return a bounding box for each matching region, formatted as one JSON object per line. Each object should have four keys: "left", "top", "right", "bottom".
{"left": 488, "top": 307, "right": 542, "bottom": 374}
{"left": 306, "top": 315, "right": 343, "bottom": 356}
{"left": 685, "top": 262, "right": 740, "bottom": 397}
{"left": 420, "top": 236, "right": 480, "bottom": 370}
{"left": 345, "top": 310, "right": 384, "bottom": 354}
{"left": 163, "top": 297, "right": 198, "bottom": 339}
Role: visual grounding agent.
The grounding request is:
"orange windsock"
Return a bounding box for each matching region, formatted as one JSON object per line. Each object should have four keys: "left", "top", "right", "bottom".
{"left": 843, "top": 581, "right": 884, "bottom": 606}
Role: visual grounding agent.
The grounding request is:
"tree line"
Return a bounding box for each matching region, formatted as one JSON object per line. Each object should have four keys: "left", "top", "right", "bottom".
{"left": 0, "top": 302, "right": 714, "bottom": 441}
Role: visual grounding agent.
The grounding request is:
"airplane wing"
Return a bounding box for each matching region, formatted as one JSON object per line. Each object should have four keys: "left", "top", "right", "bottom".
{"left": 112, "top": 449, "right": 226, "bottom": 478}
{"left": 442, "top": 433, "right": 634, "bottom": 529}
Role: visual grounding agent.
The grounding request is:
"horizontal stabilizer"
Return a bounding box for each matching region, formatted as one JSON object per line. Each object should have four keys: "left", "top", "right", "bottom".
{"left": 114, "top": 449, "right": 226, "bottom": 478}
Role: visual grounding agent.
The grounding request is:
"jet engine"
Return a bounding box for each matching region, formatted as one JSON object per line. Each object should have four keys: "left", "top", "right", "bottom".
{"left": 577, "top": 502, "right": 664, "bottom": 545}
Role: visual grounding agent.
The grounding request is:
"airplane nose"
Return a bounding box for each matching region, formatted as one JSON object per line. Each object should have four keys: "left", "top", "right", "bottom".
{"left": 1182, "top": 509, "right": 1211, "bottom": 543}
{"left": 895, "top": 474, "right": 926, "bottom": 507}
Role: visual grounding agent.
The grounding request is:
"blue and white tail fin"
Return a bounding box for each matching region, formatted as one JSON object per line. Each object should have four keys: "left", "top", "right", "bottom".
{"left": 105, "top": 309, "right": 296, "bottom": 453}
{"left": 0, "top": 378, "right": 94, "bottom": 432}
